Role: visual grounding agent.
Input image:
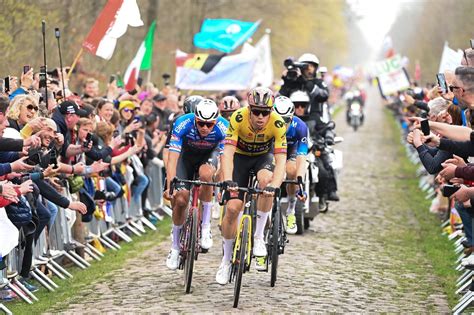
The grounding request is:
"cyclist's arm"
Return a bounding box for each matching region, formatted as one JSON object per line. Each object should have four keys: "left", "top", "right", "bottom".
{"left": 295, "top": 155, "right": 307, "bottom": 179}
{"left": 271, "top": 153, "right": 287, "bottom": 188}
{"left": 166, "top": 116, "right": 188, "bottom": 189}
{"left": 222, "top": 144, "right": 236, "bottom": 181}
{"left": 166, "top": 151, "right": 179, "bottom": 189}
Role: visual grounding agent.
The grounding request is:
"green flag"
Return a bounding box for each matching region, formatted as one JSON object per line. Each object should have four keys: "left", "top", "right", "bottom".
{"left": 140, "top": 21, "right": 156, "bottom": 71}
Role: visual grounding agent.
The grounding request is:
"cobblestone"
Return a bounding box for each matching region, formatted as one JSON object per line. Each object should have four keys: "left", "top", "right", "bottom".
{"left": 50, "top": 90, "right": 450, "bottom": 313}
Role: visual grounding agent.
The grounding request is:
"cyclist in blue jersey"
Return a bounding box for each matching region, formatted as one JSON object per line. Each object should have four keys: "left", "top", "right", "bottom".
{"left": 274, "top": 96, "right": 308, "bottom": 234}
{"left": 164, "top": 99, "right": 229, "bottom": 270}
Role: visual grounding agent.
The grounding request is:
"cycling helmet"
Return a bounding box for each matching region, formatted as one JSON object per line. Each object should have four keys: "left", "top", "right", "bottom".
{"left": 298, "top": 53, "right": 320, "bottom": 67}
{"left": 194, "top": 99, "right": 219, "bottom": 121}
{"left": 247, "top": 87, "right": 274, "bottom": 109}
{"left": 183, "top": 95, "right": 204, "bottom": 114}
{"left": 289, "top": 90, "right": 310, "bottom": 103}
{"left": 319, "top": 66, "right": 328, "bottom": 74}
{"left": 219, "top": 95, "right": 241, "bottom": 112}
{"left": 273, "top": 96, "right": 295, "bottom": 121}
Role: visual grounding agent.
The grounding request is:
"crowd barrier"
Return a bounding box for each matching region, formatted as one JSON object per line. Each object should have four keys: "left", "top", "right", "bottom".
{"left": 0, "top": 161, "right": 170, "bottom": 314}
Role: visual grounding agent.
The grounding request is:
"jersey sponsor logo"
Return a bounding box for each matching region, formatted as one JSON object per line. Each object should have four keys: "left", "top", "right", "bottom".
{"left": 274, "top": 120, "right": 284, "bottom": 129}
{"left": 217, "top": 120, "right": 228, "bottom": 133}
{"left": 301, "top": 137, "right": 307, "bottom": 143}
{"left": 237, "top": 138, "right": 273, "bottom": 154}
{"left": 174, "top": 119, "right": 190, "bottom": 134}
{"left": 257, "top": 134, "right": 265, "bottom": 139}
{"left": 170, "top": 135, "right": 179, "bottom": 141}
{"left": 235, "top": 113, "right": 243, "bottom": 123}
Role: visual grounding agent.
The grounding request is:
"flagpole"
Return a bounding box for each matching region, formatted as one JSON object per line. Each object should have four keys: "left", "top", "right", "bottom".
{"left": 147, "top": 69, "right": 152, "bottom": 85}
{"left": 68, "top": 47, "right": 84, "bottom": 77}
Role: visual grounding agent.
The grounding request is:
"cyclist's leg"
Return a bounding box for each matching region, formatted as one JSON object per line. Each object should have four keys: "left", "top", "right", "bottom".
{"left": 285, "top": 156, "right": 298, "bottom": 215}
{"left": 253, "top": 153, "right": 275, "bottom": 259}
{"left": 198, "top": 150, "right": 219, "bottom": 229}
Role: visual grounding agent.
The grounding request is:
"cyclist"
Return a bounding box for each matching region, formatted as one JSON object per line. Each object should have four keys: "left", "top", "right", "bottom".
{"left": 273, "top": 96, "right": 308, "bottom": 234}
{"left": 164, "top": 99, "right": 229, "bottom": 270}
{"left": 216, "top": 87, "right": 287, "bottom": 284}
{"left": 218, "top": 95, "right": 241, "bottom": 121}
{"left": 163, "top": 95, "right": 204, "bottom": 169}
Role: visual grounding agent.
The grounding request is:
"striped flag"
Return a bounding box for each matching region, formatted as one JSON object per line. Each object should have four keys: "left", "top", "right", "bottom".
{"left": 124, "top": 21, "right": 157, "bottom": 91}
{"left": 82, "top": 0, "right": 143, "bottom": 60}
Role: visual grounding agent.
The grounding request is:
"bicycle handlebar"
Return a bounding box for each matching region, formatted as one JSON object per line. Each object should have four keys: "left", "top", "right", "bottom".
{"left": 282, "top": 176, "right": 305, "bottom": 198}
{"left": 169, "top": 177, "right": 222, "bottom": 195}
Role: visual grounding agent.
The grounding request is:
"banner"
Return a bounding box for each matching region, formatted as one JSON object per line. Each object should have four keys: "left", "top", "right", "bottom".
{"left": 193, "top": 19, "right": 260, "bottom": 53}
{"left": 371, "top": 54, "right": 403, "bottom": 77}
{"left": 377, "top": 68, "right": 410, "bottom": 96}
{"left": 82, "top": 0, "right": 143, "bottom": 60}
{"left": 242, "top": 33, "right": 273, "bottom": 88}
{"left": 439, "top": 42, "right": 463, "bottom": 73}
{"left": 175, "top": 49, "right": 257, "bottom": 90}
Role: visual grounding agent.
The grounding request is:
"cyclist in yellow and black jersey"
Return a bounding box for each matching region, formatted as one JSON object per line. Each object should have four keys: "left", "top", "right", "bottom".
{"left": 216, "top": 87, "right": 287, "bottom": 285}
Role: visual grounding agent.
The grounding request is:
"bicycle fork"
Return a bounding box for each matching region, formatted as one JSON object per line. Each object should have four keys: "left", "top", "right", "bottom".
{"left": 232, "top": 214, "right": 253, "bottom": 268}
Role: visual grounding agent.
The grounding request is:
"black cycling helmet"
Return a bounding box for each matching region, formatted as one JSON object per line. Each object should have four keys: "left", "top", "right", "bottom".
{"left": 183, "top": 95, "right": 204, "bottom": 114}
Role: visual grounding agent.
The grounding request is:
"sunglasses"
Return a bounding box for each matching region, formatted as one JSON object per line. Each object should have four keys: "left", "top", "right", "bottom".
{"left": 449, "top": 85, "right": 463, "bottom": 92}
{"left": 122, "top": 108, "right": 134, "bottom": 113}
{"left": 294, "top": 103, "right": 307, "bottom": 109}
{"left": 196, "top": 120, "right": 215, "bottom": 128}
{"left": 250, "top": 108, "right": 271, "bottom": 117}
{"left": 26, "top": 104, "right": 39, "bottom": 111}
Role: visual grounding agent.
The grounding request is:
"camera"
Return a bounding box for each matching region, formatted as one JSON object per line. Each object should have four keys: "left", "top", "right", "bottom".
{"left": 124, "top": 133, "right": 135, "bottom": 146}
{"left": 162, "top": 73, "right": 171, "bottom": 86}
{"left": 283, "top": 58, "right": 308, "bottom": 81}
{"left": 39, "top": 66, "right": 47, "bottom": 89}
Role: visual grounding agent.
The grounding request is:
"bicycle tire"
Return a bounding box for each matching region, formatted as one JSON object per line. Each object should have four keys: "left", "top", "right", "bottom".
{"left": 233, "top": 218, "right": 249, "bottom": 308}
{"left": 184, "top": 207, "right": 198, "bottom": 293}
{"left": 295, "top": 200, "right": 305, "bottom": 235}
{"left": 270, "top": 208, "right": 280, "bottom": 287}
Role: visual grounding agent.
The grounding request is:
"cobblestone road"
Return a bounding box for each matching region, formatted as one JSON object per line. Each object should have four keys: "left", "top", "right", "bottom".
{"left": 54, "top": 90, "right": 450, "bottom": 313}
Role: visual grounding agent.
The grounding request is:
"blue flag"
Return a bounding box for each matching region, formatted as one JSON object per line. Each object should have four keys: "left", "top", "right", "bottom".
{"left": 194, "top": 19, "right": 261, "bottom": 53}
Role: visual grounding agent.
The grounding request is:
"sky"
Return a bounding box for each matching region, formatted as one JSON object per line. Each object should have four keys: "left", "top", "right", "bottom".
{"left": 346, "top": 0, "right": 411, "bottom": 59}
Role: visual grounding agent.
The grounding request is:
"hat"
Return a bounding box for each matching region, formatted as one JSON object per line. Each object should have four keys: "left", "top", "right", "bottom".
{"left": 145, "top": 113, "right": 158, "bottom": 124}
{"left": 153, "top": 94, "right": 167, "bottom": 102}
{"left": 58, "top": 101, "right": 87, "bottom": 116}
{"left": 118, "top": 100, "right": 136, "bottom": 111}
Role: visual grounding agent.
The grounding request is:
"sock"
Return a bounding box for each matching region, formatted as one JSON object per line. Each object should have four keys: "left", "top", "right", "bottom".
{"left": 222, "top": 238, "right": 234, "bottom": 263}
{"left": 202, "top": 201, "right": 212, "bottom": 228}
{"left": 287, "top": 197, "right": 296, "bottom": 215}
{"left": 255, "top": 210, "right": 270, "bottom": 240}
{"left": 171, "top": 224, "right": 183, "bottom": 250}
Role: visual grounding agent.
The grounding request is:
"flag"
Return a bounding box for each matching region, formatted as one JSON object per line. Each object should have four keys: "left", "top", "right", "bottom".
{"left": 439, "top": 42, "right": 463, "bottom": 73}
{"left": 175, "top": 49, "right": 257, "bottom": 90}
{"left": 242, "top": 33, "right": 273, "bottom": 88}
{"left": 175, "top": 52, "right": 225, "bottom": 74}
{"left": 193, "top": 19, "right": 261, "bottom": 53}
{"left": 82, "top": 0, "right": 143, "bottom": 60}
{"left": 124, "top": 22, "right": 156, "bottom": 91}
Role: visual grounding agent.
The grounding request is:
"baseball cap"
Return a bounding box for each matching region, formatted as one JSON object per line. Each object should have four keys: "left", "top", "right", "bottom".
{"left": 58, "top": 101, "right": 87, "bottom": 116}
{"left": 153, "top": 93, "right": 167, "bottom": 102}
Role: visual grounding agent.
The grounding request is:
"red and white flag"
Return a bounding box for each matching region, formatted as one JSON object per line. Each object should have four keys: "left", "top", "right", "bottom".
{"left": 82, "top": 0, "right": 143, "bottom": 60}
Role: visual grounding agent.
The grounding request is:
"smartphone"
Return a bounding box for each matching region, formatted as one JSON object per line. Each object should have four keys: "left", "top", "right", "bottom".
{"left": 442, "top": 184, "right": 460, "bottom": 198}
{"left": 109, "top": 75, "right": 115, "bottom": 84}
{"left": 420, "top": 119, "right": 430, "bottom": 136}
{"left": 0, "top": 79, "right": 4, "bottom": 94}
{"left": 471, "top": 39, "right": 474, "bottom": 49}
{"left": 49, "top": 148, "right": 58, "bottom": 168}
{"left": 436, "top": 73, "right": 448, "bottom": 94}
{"left": 23, "top": 65, "right": 31, "bottom": 74}
{"left": 39, "top": 66, "right": 47, "bottom": 88}
{"left": 4, "top": 76, "right": 10, "bottom": 92}
{"left": 83, "top": 132, "right": 92, "bottom": 148}
{"left": 162, "top": 73, "right": 170, "bottom": 86}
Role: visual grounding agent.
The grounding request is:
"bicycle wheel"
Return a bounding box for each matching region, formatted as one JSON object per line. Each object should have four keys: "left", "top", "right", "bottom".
{"left": 295, "top": 199, "right": 305, "bottom": 235}
{"left": 233, "top": 218, "right": 249, "bottom": 308}
{"left": 270, "top": 208, "right": 280, "bottom": 287}
{"left": 184, "top": 207, "right": 198, "bottom": 293}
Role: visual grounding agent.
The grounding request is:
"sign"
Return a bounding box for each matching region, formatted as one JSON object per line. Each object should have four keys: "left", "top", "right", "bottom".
{"left": 377, "top": 68, "right": 410, "bottom": 96}
{"left": 439, "top": 42, "right": 463, "bottom": 73}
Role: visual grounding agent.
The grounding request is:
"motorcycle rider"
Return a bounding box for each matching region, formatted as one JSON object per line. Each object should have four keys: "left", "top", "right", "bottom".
{"left": 280, "top": 53, "right": 339, "bottom": 202}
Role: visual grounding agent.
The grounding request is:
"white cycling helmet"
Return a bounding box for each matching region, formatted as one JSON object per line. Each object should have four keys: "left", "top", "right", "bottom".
{"left": 273, "top": 96, "right": 295, "bottom": 121}
{"left": 195, "top": 99, "right": 219, "bottom": 121}
{"left": 289, "top": 90, "right": 310, "bottom": 103}
{"left": 298, "top": 53, "right": 320, "bottom": 66}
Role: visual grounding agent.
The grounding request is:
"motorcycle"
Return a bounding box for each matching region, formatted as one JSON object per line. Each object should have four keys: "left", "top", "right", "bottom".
{"left": 348, "top": 101, "right": 363, "bottom": 131}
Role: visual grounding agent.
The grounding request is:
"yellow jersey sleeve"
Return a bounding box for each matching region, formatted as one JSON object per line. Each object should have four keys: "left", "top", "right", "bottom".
{"left": 270, "top": 112, "right": 287, "bottom": 154}
{"left": 224, "top": 108, "right": 243, "bottom": 147}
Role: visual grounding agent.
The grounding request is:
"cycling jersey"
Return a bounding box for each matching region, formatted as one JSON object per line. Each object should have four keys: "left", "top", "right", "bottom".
{"left": 286, "top": 116, "right": 309, "bottom": 156}
{"left": 225, "top": 107, "right": 287, "bottom": 156}
{"left": 169, "top": 113, "right": 228, "bottom": 154}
